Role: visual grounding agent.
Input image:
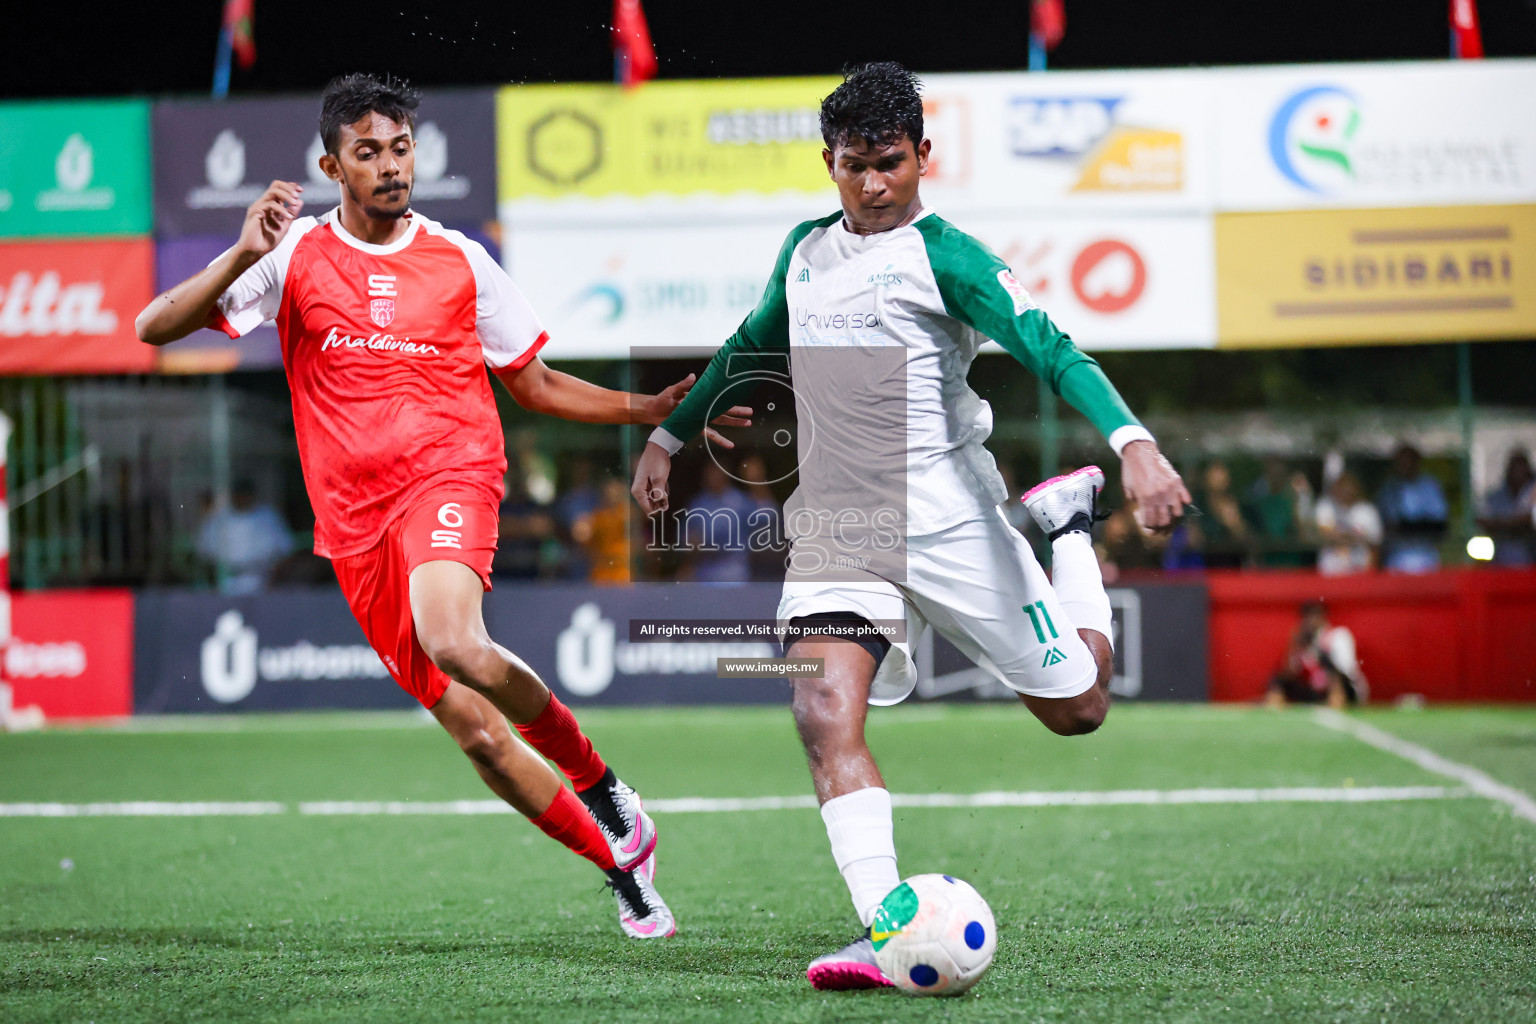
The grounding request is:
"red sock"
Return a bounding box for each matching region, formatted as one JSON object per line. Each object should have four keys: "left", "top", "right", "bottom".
{"left": 514, "top": 694, "right": 609, "bottom": 791}
{"left": 529, "top": 785, "right": 616, "bottom": 871}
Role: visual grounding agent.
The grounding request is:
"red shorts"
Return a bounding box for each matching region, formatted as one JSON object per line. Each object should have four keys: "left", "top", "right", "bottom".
{"left": 333, "top": 488, "right": 499, "bottom": 709}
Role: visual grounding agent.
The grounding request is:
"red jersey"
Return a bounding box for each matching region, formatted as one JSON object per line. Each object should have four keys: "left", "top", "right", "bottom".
{"left": 212, "top": 208, "right": 547, "bottom": 558}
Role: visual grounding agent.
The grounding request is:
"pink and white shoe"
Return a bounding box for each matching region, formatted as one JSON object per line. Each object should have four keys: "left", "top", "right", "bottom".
{"left": 806, "top": 932, "right": 894, "bottom": 991}
{"left": 609, "top": 851, "right": 675, "bottom": 939}
{"left": 579, "top": 769, "right": 657, "bottom": 872}
{"left": 1021, "top": 465, "right": 1107, "bottom": 541}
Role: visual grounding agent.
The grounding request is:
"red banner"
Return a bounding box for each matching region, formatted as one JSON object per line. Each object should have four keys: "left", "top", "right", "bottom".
{"left": 6, "top": 590, "right": 134, "bottom": 718}
{"left": 0, "top": 239, "right": 156, "bottom": 374}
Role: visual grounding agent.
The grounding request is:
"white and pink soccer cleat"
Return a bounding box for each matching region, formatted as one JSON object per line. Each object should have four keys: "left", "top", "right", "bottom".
{"left": 806, "top": 931, "right": 894, "bottom": 991}
{"left": 1021, "top": 465, "right": 1107, "bottom": 541}
{"left": 609, "top": 850, "right": 675, "bottom": 939}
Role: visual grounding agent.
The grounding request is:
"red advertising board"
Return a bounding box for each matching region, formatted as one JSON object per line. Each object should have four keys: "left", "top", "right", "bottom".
{"left": 0, "top": 239, "right": 156, "bottom": 374}
{"left": 6, "top": 589, "right": 134, "bottom": 718}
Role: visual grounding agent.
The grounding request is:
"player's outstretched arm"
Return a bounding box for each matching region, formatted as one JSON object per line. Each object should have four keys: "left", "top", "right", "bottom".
{"left": 495, "top": 360, "right": 750, "bottom": 437}
{"left": 135, "top": 181, "right": 303, "bottom": 346}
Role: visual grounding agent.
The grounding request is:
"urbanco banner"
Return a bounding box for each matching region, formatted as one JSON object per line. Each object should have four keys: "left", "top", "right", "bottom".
{"left": 152, "top": 90, "right": 498, "bottom": 238}
{"left": 1213, "top": 59, "right": 1536, "bottom": 212}
{"left": 0, "top": 100, "right": 152, "bottom": 239}
{"left": 0, "top": 239, "right": 156, "bottom": 373}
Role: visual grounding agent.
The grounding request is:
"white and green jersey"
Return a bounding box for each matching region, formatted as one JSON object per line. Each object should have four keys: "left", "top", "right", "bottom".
{"left": 651, "top": 209, "right": 1152, "bottom": 539}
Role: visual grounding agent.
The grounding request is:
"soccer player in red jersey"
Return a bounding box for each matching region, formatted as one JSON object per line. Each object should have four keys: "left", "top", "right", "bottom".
{"left": 137, "top": 74, "right": 741, "bottom": 938}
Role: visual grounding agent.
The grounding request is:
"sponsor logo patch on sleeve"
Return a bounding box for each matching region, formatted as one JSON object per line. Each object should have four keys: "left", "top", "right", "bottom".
{"left": 997, "top": 268, "right": 1037, "bottom": 315}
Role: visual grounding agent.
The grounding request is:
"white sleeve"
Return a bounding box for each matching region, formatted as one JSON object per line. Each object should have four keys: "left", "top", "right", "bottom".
{"left": 211, "top": 217, "right": 314, "bottom": 338}
{"left": 454, "top": 235, "right": 549, "bottom": 371}
{"left": 1356, "top": 504, "right": 1383, "bottom": 544}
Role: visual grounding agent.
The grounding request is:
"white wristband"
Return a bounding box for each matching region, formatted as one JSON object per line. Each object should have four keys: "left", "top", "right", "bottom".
{"left": 1109, "top": 425, "right": 1156, "bottom": 458}
{"left": 647, "top": 426, "right": 686, "bottom": 455}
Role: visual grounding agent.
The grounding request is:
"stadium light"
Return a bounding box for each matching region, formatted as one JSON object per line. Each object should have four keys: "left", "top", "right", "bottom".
{"left": 1466, "top": 536, "right": 1496, "bottom": 562}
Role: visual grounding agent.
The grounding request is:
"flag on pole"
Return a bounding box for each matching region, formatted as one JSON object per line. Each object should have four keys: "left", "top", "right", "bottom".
{"left": 1450, "top": 0, "right": 1484, "bottom": 59}
{"left": 612, "top": 0, "right": 658, "bottom": 87}
{"left": 1029, "top": 0, "right": 1066, "bottom": 72}
{"left": 224, "top": 0, "right": 257, "bottom": 70}
{"left": 212, "top": 0, "right": 255, "bottom": 98}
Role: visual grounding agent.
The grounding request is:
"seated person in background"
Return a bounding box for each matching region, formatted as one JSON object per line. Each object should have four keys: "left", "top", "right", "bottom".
{"left": 1244, "top": 457, "right": 1311, "bottom": 567}
{"left": 738, "top": 454, "right": 788, "bottom": 582}
{"left": 492, "top": 473, "right": 557, "bottom": 580}
{"left": 1377, "top": 443, "right": 1448, "bottom": 573}
{"left": 1266, "top": 600, "right": 1368, "bottom": 710}
{"left": 1477, "top": 450, "right": 1535, "bottom": 567}
{"left": 572, "top": 477, "right": 635, "bottom": 585}
{"left": 196, "top": 480, "right": 297, "bottom": 594}
{"left": 1190, "top": 459, "right": 1247, "bottom": 568}
{"left": 1314, "top": 471, "right": 1381, "bottom": 576}
{"left": 678, "top": 461, "right": 756, "bottom": 583}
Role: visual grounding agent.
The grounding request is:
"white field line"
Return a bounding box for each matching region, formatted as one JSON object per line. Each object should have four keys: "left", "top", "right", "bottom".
{"left": 0, "top": 801, "right": 286, "bottom": 817}
{"left": 1313, "top": 708, "right": 1536, "bottom": 824}
{"left": 0, "top": 786, "right": 1463, "bottom": 818}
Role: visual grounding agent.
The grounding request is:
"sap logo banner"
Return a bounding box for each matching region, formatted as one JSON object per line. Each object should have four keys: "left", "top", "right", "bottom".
{"left": 1007, "top": 95, "right": 1182, "bottom": 193}
{"left": 135, "top": 591, "right": 415, "bottom": 713}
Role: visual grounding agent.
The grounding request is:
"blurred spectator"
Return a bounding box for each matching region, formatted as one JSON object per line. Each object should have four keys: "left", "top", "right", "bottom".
{"left": 1377, "top": 443, "right": 1448, "bottom": 573}
{"left": 680, "top": 461, "right": 756, "bottom": 583}
{"left": 1244, "top": 457, "right": 1311, "bottom": 567}
{"left": 1190, "top": 460, "right": 1247, "bottom": 568}
{"left": 739, "top": 454, "right": 788, "bottom": 581}
{"left": 509, "top": 429, "right": 557, "bottom": 506}
{"left": 571, "top": 477, "right": 634, "bottom": 584}
{"left": 554, "top": 457, "right": 602, "bottom": 579}
{"left": 1266, "top": 600, "right": 1368, "bottom": 709}
{"left": 195, "top": 480, "right": 296, "bottom": 594}
{"left": 1476, "top": 450, "right": 1535, "bottom": 567}
{"left": 493, "top": 473, "right": 557, "bottom": 580}
{"left": 1314, "top": 471, "right": 1382, "bottom": 576}
{"left": 1097, "top": 501, "right": 1164, "bottom": 581}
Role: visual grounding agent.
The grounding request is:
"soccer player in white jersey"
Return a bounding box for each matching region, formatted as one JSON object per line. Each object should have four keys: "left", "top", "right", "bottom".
{"left": 137, "top": 74, "right": 747, "bottom": 939}
{"left": 631, "top": 63, "right": 1191, "bottom": 988}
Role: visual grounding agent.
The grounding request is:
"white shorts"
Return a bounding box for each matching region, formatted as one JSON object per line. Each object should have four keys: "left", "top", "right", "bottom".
{"left": 777, "top": 506, "right": 1099, "bottom": 705}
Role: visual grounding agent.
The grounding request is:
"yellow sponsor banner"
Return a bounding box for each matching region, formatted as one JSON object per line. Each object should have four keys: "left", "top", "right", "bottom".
{"left": 1216, "top": 204, "right": 1536, "bottom": 347}
{"left": 497, "top": 77, "right": 842, "bottom": 202}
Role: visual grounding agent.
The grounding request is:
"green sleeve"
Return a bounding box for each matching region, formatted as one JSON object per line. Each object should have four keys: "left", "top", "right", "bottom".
{"left": 914, "top": 215, "right": 1141, "bottom": 441}
{"left": 657, "top": 214, "right": 834, "bottom": 444}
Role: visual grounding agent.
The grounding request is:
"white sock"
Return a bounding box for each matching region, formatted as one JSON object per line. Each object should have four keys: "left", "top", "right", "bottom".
{"left": 1050, "top": 531, "right": 1113, "bottom": 647}
{"left": 820, "top": 787, "right": 900, "bottom": 927}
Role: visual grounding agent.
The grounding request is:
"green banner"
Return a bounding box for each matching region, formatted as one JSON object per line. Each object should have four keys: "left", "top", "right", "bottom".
{"left": 0, "top": 100, "right": 151, "bottom": 238}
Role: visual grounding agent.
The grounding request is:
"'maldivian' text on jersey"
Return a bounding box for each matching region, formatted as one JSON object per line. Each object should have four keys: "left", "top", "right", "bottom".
{"left": 654, "top": 210, "right": 1149, "bottom": 537}
{"left": 213, "top": 208, "right": 548, "bottom": 558}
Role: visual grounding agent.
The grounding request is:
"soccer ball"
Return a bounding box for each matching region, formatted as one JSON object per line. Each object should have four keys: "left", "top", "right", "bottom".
{"left": 871, "top": 873, "right": 997, "bottom": 996}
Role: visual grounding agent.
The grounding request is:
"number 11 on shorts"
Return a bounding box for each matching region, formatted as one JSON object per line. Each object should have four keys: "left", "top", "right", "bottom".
{"left": 1023, "top": 601, "right": 1058, "bottom": 644}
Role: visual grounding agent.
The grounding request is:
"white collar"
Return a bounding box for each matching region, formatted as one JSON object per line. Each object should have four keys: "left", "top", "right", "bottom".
{"left": 325, "top": 206, "right": 421, "bottom": 255}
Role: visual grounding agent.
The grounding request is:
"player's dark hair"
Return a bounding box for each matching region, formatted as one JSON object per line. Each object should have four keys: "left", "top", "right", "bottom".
{"left": 819, "top": 62, "right": 924, "bottom": 151}
{"left": 319, "top": 73, "right": 421, "bottom": 154}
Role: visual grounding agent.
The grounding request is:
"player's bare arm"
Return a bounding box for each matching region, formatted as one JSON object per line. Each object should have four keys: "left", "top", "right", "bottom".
{"left": 1120, "top": 440, "right": 1191, "bottom": 534}
{"left": 497, "top": 362, "right": 750, "bottom": 446}
{"left": 135, "top": 181, "right": 304, "bottom": 346}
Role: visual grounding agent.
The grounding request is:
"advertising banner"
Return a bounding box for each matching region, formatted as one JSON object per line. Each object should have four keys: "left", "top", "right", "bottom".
{"left": 0, "top": 239, "right": 157, "bottom": 373}
{"left": 507, "top": 221, "right": 788, "bottom": 357}
{"left": 968, "top": 213, "right": 1216, "bottom": 349}
{"left": 6, "top": 590, "right": 134, "bottom": 719}
{"left": 497, "top": 78, "right": 841, "bottom": 221}
{"left": 508, "top": 213, "right": 1215, "bottom": 355}
{"left": 152, "top": 89, "right": 498, "bottom": 239}
{"left": 1213, "top": 59, "right": 1536, "bottom": 212}
{"left": 920, "top": 70, "right": 1213, "bottom": 215}
{"left": 0, "top": 100, "right": 152, "bottom": 239}
{"left": 133, "top": 584, "right": 789, "bottom": 713}
{"left": 1216, "top": 203, "right": 1536, "bottom": 347}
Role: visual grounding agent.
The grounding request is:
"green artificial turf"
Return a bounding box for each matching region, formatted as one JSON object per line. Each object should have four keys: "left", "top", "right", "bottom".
{"left": 1, "top": 705, "right": 1532, "bottom": 1023}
